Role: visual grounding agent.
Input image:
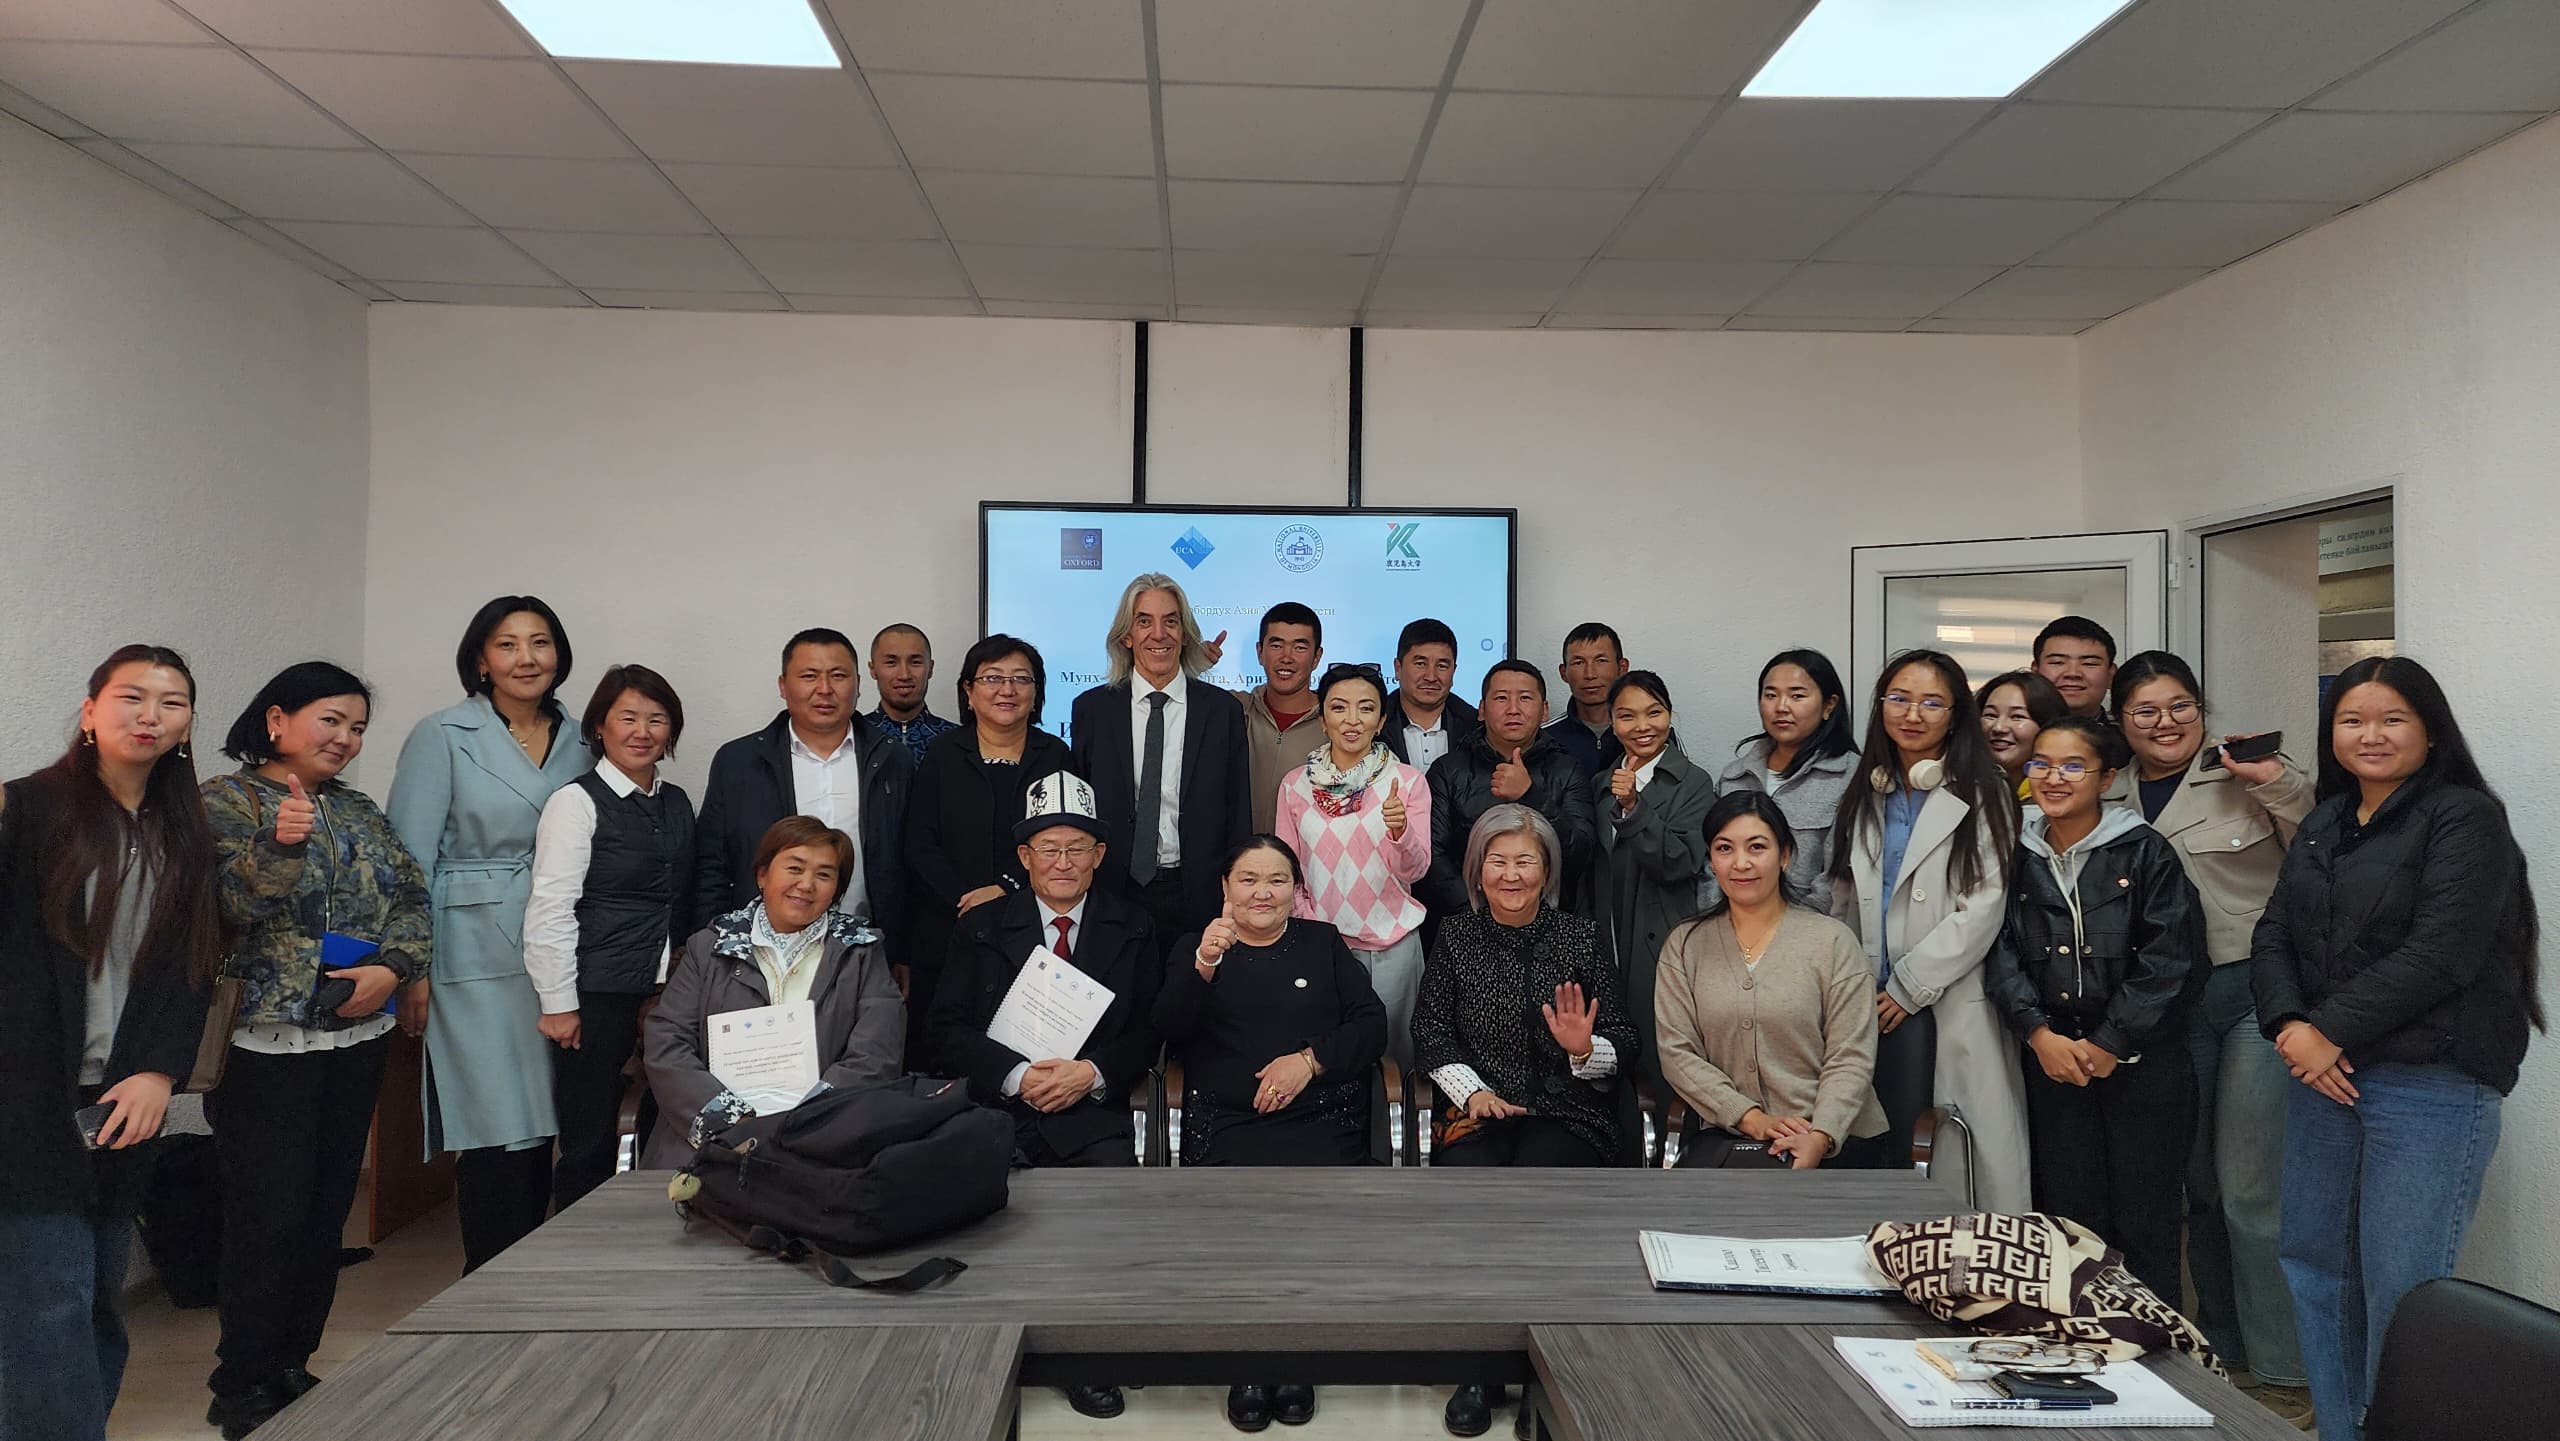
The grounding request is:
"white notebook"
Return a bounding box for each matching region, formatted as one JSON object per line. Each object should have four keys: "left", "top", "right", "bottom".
{"left": 1638, "top": 1232, "right": 1899, "bottom": 1297}
{"left": 1832, "top": 1337, "right": 2216, "bottom": 1428}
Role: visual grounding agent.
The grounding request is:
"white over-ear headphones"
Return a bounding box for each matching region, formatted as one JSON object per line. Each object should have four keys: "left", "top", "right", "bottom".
{"left": 1871, "top": 758, "right": 1945, "bottom": 792}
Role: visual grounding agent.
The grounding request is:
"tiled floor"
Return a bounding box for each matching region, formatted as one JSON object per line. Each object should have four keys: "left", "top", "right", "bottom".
{"left": 108, "top": 1202, "right": 1483, "bottom": 1440}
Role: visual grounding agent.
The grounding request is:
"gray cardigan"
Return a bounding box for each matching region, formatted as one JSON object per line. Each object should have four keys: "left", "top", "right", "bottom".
{"left": 1715, "top": 740, "right": 1857, "bottom": 914}
{"left": 640, "top": 906, "right": 905, "bottom": 1167}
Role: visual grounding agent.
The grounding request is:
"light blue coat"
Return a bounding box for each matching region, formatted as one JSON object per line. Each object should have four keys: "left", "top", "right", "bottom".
{"left": 388, "top": 695, "right": 592, "bottom": 1155}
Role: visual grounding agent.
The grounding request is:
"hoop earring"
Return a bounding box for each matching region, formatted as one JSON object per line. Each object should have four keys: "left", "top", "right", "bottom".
{"left": 80, "top": 729, "right": 95, "bottom": 748}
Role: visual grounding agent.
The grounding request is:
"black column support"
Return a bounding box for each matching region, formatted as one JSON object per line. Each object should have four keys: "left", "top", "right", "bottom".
{"left": 1131, "top": 319, "right": 1150, "bottom": 504}
{"left": 1347, "top": 326, "right": 1365, "bottom": 508}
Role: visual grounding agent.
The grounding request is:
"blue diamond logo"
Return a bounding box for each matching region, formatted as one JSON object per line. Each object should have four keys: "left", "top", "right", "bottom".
{"left": 1169, "top": 526, "right": 1216, "bottom": 569}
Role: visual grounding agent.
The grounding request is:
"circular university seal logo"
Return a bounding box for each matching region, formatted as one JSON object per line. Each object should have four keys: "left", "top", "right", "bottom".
{"left": 1275, "top": 523, "right": 1324, "bottom": 573}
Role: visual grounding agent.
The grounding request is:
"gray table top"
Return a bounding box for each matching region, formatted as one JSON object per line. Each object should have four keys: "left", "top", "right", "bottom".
{"left": 1530, "top": 1323, "right": 2303, "bottom": 1441}
{"left": 254, "top": 1326, "right": 1022, "bottom": 1441}
{"left": 397, "top": 1167, "right": 1960, "bottom": 1354}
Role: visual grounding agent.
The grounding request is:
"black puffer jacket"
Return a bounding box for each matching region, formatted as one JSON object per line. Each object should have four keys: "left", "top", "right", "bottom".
{"left": 1987, "top": 808, "right": 2207, "bottom": 1058}
{"left": 2251, "top": 777, "right": 2533, "bottom": 1094}
{"left": 1421, "top": 732, "right": 1599, "bottom": 918}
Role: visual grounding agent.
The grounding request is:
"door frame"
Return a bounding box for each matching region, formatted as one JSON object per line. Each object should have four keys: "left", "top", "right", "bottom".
{"left": 1849, "top": 530, "right": 2169, "bottom": 699}
{"left": 2171, "top": 478, "right": 2397, "bottom": 664}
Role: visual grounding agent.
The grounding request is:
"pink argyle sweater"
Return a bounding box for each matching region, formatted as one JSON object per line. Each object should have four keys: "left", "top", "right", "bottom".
{"left": 1276, "top": 757, "right": 1432, "bottom": 951}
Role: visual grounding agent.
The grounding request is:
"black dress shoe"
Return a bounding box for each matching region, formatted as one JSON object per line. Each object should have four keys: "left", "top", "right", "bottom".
{"left": 1273, "top": 1384, "right": 1315, "bottom": 1425}
{"left": 1226, "top": 1384, "right": 1274, "bottom": 1433}
{"left": 1064, "top": 1385, "right": 1126, "bottom": 1418}
{"left": 208, "top": 1379, "right": 292, "bottom": 1441}
{"left": 280, "top": 1370, "right": 321, "bottom": 1400}
{"left": 1445, "top": 1384, "right": 1494, "bottom": 1438}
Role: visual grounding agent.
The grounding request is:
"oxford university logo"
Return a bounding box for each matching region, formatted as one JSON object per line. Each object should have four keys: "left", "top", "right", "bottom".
{"left": 1385, "top": 521, "right": 1422, "bottom": 570}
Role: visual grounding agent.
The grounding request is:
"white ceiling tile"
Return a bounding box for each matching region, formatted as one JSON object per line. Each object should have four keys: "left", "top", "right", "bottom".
{"left": 1934, "top": 265, "right": 2208, "bottom": 321}
{"left": 663, "top": 164, "right": 937, "bottom": 238}
{"left": 2311, "top": 0, "right": 2560, "bottom": 113}
{"left": 1163, "top": 85, "right": 1432, "bottom": 182}
{"left": 225, "top": 217, "right": 353, "bottom": 275}
{"left": 2, "top": 1, "right": 209, "bottom": 44}
{"left": 2035, "top": 199, "right": 2344, "bottom": 268}
{"left": 0, "top": 42, "right": 349, "bottom": 146}
{"left": 2028, "top": 0, "right": 2473, "bottom": 108}
{"left": 1367, "top": 256, "right": 1582, "bottom": 311}
{"left": 1910, "top": 318, "right": 2094, "bottom": 335}
{"left": 1747, "top": 262, "right": 2003, "bottom": 319}
{"left": 586, "top": 289, "right": 786, "bottom": 312}
{"left": 1822, "top": 196, "right": 2115, "bottom": 266}
{"left": 130, "top": 143, "right": 467, "bottom": 224}
{"left": 1608, "top": 190, "right": 1874, "bottom": 262}
{"left": 504, "top": 231, "right": 761, "bottom": 290}
{"left": 867, "top": 74, "right": 1152, "bottom": 175}
{"left": 1175, "top": 306, "right": 1359, "bottom": 326}
{"left": 271, "top": 220, "right": 558, "bottom": 284}
{"left": 260, "top": 52, "right": 623, "bottom": 156}
{"left": 564, "top": 61, "right": 898, "bottom": 166}
{"left": 1911, "top": 104, "right": 2271, "bottom": 199}
{"left": 178, "top": 0, "right": 533, "bottom": 56}
{"left": 957, "top": 243, "right": 1163, "bottom": 303}
{"left": 917, "top": 172, "right": 1160, "bottom": 248}
{"left": 1168, "top": 180, "right": 1399, "bottom": 251}
{"left": 2156, "top": 111, "right": 2539, "bottom": 203}
{"left": 401, "top": 154, "right": 705, "bottom": 233}
{"left": 1543, "top": 312, "right": 1731, "bottom": 330}
{"left": 73, "top": 139, "right": 244, "bottom": 216}
{"left": 1562, "top": 258, "right": 1794, "bottom": 314}
{"left": 825, "top": 0, "right": 1145, "bottom": 79}
{"left": 1420, "top": 93, "right": 1709, "bottom": 188}
{"left": 1359, "top": 311, "right": 1545, "bottom": 329}
{"left": 1156, "top": 0, "right": 1466, "bottom": 87}
{"left": 0, "top": 78, "right": 94, "bottom": 136}
{"left": 1455, "top": 0, "right": 1805, "bottom": 95}
{"left": 1174, "top": 251, "right": 1371, "bottom": 307}
{"left": 733, "top": 236, "right": 973, "bottom": 295}
{"left": 787, "top": 295, "right": 983, "bottom": 315}
{"left": 1723, "top": 315, "right": 1912, "bottom": 332}
{"left": 1392, "top": 186, "right": 1641, "bottom": 260}
{"left": 382, "top": 281, "right": 589, "bottom": 306}
{"left": 983, "top": 299, "right": 1163, "bottom": 319}
{"left": 1668, "top": 99, "right": 1990, "bottom": 192}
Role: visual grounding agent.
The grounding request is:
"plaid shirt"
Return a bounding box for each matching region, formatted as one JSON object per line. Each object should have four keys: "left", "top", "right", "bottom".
{"left": 867, "top": 706, "right": 959, "bottom": 766}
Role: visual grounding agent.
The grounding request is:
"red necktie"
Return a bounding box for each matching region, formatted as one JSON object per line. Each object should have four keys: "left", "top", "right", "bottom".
{"left": 1051, "top": 916, "right": 1074, "bottom": 963}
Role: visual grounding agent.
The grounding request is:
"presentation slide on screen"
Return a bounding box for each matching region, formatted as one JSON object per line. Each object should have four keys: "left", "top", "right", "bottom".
{"left": 984, "top": 506, "right": 1514, "bottom": 739}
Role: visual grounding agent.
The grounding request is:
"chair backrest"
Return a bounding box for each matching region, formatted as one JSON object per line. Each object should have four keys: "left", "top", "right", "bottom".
{"left": 2366, "top": 1277, "right": 2560, "bottom": 1441}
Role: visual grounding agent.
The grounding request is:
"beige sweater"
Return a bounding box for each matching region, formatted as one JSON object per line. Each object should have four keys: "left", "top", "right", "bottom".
{"left": 1655, "top": 906, "right": 1888, "bottom": 1149}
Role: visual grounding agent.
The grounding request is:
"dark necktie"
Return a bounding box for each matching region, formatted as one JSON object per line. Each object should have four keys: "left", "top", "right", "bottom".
{"left": 1130, "top": 690, "right": 1169, "bottom": 885}
{"left": 1051, "top": 915, "right": 1074, "bottom": 963}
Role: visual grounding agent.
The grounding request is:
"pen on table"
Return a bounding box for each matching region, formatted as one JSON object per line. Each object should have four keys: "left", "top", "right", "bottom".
{"left": 1952, "top": 1397, "right": 2095, "bottom": 1412}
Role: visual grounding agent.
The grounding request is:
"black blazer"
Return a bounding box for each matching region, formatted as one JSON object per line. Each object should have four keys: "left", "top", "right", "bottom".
{"left": 1068, "top": 679, "right": 1251, "bottom": 933}
{"left": 925, "top": 886, "right": 1162, "bottom": 1158}
{"left": 1382, "top": 691, "right": 1479, "bottom": 765}
{"left": 691, "top": 712, "right": 913, "bottom": 956}
{"left": 902, "top": 725, "right": 1077, "bottom": 980}
{"left": 0, "top": 773, "right": 210, "bottom": 1215}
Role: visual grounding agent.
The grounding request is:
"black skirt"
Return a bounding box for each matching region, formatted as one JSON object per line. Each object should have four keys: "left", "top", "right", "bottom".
{"left": 1183, "top": 1078, "right": 1371, "bottom": 1167}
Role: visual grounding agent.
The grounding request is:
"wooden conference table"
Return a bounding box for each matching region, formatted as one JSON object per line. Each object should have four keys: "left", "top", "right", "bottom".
{"left": 257, "top": 1168, "right": 2300, "bottom": 1441}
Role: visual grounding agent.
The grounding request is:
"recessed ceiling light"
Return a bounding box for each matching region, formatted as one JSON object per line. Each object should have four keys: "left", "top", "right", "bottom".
{"left": 496, "top": 0, "right": 839, "bottom": 69}
{"left": 1742, "top": 0, "right": 2133, "bottom": 99}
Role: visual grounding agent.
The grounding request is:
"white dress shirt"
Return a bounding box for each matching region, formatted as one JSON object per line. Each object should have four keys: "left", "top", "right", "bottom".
{"left": 1129, "top": 671, "right": 1187, "bottom": 869}
{"left": 1432, "top": 1039, "right": 1619, "bottom": 1107}
{"left": 524, "top": 761, "right": 670, "bottom": 1014}
{"left": 789, "top": 725, "right": 869, "bottom": 918}
{"left": 1001, "top": 895, "right": 1106, "bottom": 1100}
{"left": 1400, "top": 706, "right": 1452, "bottom": 772}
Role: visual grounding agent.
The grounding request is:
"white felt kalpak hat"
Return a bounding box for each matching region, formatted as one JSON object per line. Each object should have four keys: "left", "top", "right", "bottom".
{"left": 1014, "top": 771, "right": 1108, "bottom": 846}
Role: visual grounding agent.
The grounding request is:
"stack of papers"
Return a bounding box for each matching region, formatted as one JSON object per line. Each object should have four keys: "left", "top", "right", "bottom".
{"left": 1638, "top": 1232, "right": 1899, "bottom": 1297}
{"left": 1832, "top": 1337, "right": 2215, "bottom": 1428}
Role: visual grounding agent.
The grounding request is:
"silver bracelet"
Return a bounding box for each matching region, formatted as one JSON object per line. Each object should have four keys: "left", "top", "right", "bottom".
{"left": 1196, "top": 952, "right": 1223, "bottom": 970}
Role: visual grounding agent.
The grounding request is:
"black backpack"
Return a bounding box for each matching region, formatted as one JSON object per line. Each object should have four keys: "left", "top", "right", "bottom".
{"left": 673, "top": 1075, "right": 1012, "bottom": 1292}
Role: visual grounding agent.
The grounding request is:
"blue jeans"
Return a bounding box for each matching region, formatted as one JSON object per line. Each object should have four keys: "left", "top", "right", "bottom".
{"left": 2280, "top": 1062, "right": 2501, "bottom": 1441}
{"left": 2183, "top": 962, "right": 2303, "bottom": 1384}
{"left": 0, "top": 1211, "right": 134, "bottom": 1441}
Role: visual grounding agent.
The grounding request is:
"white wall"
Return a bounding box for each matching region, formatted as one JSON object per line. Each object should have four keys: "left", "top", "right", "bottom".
{"left": 361, "top": 308, "right": 1135, "bottom": 795}
{"left": 1146, "top": 323, "right": 1349, "bottom": 511}
{"left": 2082, "top": 114, "right": 2560, "bottom": 1304}
{"left": 1367, "top": 329, "right": 2084, "bottom": 756}
{"left": 0, "top": 115, "right": 368, "bottom": 776}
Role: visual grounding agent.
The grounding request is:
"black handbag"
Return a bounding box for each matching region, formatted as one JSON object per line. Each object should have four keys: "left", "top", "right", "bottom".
{"left": 674, "top": 1075, "right": 1012, "bottom": 1292}
{"left": 1682, "top": 1130, "right": 1796, "bottom": 1169}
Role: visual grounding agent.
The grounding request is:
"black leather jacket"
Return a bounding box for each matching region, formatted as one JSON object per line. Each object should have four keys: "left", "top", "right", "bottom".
{"left": 1986, "top": 810, "right": 2207, "bottom": 1059}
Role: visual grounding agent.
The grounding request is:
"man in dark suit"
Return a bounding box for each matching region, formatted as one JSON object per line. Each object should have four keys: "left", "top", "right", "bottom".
{"left": 692, "top": 628, "right": 913, "bottom": 957}
{"left": 1069, "top": 573, "right": 1251, "bottom": 955}
{"left": 1381, "top": 616, "right": 1479, "bottom": 769}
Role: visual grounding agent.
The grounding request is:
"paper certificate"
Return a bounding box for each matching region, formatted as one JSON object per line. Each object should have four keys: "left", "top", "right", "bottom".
{"left": 706, "top": 1002, "right": 821, "bottom": 1114}
{"left": 987, "top": 947, "right": 1114, "bottom": 1062}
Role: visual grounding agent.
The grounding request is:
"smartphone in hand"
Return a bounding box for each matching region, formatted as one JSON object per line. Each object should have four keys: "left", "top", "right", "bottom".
{"left": 75, "top": 1102, "right": 114, "bottom": 1149}
{"left": 2201, "top": 730, "right": 2283, "bottom": 772}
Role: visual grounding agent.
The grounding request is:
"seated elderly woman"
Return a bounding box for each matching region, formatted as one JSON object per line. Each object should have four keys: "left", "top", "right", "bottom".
{"left": 640, "top": 816, "right": 904, "bottom": 1167}
{"left": 1657, "top": 791, "right": 1887, "bottom": 1170}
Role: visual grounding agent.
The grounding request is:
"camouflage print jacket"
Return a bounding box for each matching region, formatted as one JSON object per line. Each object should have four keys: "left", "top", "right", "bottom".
{"left": 203, "top": 770, "right": 435, "bottom": 1031}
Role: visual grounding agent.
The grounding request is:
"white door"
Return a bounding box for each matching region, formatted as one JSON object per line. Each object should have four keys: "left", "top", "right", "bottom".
{"left": 1850, "top": 532, "right": 2169, "bottom": 697}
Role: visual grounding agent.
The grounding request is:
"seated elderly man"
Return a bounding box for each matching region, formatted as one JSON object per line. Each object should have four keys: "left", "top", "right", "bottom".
{"left": 924, "top": 772, "right": 1160, "bottom": 1422}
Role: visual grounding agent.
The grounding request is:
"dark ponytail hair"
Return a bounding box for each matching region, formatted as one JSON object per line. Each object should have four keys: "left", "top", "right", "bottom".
{"left": 1827, "top": 649, "right": 2018, "bottom": 897}
{"left": 36, "top": 645, "right": 222, "bottom": 988}
{"left": 1743, "top": 649, "right": 1857, "bottom": 778}
{"left": 1691, "top": 791, "right": 1800, "bottom": 921}
{"left": 2036, "top": 713, "right": 2131, "bottom": 772}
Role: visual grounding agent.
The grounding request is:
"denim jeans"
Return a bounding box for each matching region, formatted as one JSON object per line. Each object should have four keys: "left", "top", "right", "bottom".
{"left": 2279, "top": 1062, "right": 2501, "bottom": 1441}
{"left": 0, "top": 1210, "right": 134, "bottom": 1441}
{"left": 2183, "top": 962, "right": 2304, "bottom": 1384}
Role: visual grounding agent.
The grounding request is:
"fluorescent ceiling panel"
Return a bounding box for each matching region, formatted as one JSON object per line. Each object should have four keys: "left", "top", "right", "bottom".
{"left": 1744, "top": 0, "right": 2133, "bottom": 98}
{"left": 495, "top": 0, "right": 838, "bottom": 68}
